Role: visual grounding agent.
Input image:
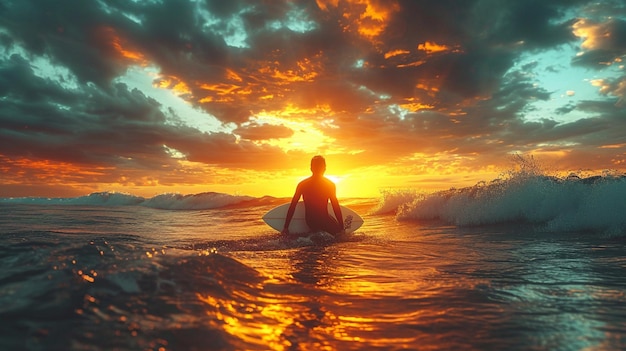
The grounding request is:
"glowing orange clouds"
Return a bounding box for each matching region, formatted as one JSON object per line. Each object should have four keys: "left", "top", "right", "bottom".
{"left": 154, "top": 76, "right": 192, "bottom": 96}
{"left": 599, "top": 143, "right": 626, "bottom": 149}
{"left": 357, "top": 0, "right": 399, "bottom": 38}
{"left": 257, "top": 53, "right": 324, "bottom": 85}
{"left": 0, "top": 155, "right": 113, "bottom": 184}
{"left": 197, "top": 70, "right": 252, "bottom": 103}
{"left": 97, "top": 26, "right": 147, "bottom": 65}
{"left": 317, "top": 0, "right": 400, "bottom": 40}
{"left": 418, "top": 41, "right": 455, "bottom": 54}
{"left": 399, "top": 99, "right": 434, "bottom": 112}
{"left": 590, "top": 78, "right": 612, "bottom": 94}
{"left": 226, "top": 68, "right": 243, "bottom": 82}
{"left": 573, "top": 19, "right": 608, "bottom": 51}
{"left": 315, "top": 0, "right": 339, "bottom": 12}
{"left": 195, "top": 53, "right": 326, "bottom": 108}
{"left": 384, "top": 49, "right": 410, "bottom": 59}
{"left": 590, "top": 78, "right": 626, "bottom": 106}
{"left": 200, "top": 82, "right": 240, "bottom": 97}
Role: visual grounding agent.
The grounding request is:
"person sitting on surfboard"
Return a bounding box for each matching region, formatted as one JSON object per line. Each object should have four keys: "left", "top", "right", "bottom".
{"left": 282, "top": 155, "right": 344, "bottom": 236}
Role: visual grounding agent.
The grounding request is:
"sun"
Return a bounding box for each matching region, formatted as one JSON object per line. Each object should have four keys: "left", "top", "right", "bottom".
{"left": 326, "top": 174, "right": 343, "bottom": 185}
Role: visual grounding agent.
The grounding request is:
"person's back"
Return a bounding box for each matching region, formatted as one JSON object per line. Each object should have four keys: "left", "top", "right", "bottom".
{"left": 282, "top": 156, "right": 344, "bottom": 236}
{"left": 300, "top": 175, "right": 335, "bottom": 230}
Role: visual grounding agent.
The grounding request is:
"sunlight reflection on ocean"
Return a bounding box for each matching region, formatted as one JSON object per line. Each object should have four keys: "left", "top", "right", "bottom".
{"left": 1, "top": 191, "right": 625, "bottom": 350}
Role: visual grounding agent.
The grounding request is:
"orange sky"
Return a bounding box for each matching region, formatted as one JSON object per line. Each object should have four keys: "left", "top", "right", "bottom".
{"left": 1, "top": 0, "right": 626, "bottom": 199}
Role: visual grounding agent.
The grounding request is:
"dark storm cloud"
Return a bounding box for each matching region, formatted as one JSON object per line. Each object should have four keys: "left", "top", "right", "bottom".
{"left": 0, "top": 53, "right": 290, "bottom": 176}
{"left": 0, "top": 0, "right": 591, "bottom": 120}
{"left": 0, "top": 0, "right": 128, "bottom": 86}
{"left": 367, "top": 0, "right": 582, "bottom": 98}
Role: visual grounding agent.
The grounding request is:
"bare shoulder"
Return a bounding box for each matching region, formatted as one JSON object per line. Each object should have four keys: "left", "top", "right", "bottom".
{"left": 298, "top": 176, "right": 313, "bottom": 187}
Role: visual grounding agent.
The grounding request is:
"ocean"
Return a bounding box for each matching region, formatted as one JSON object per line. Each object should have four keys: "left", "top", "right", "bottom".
{"left": 1, "top": 173, "right": 626, "bottom": 351}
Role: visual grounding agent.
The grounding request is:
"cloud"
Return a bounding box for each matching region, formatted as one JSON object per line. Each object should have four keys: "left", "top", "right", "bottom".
{"left": 1, "top": 0, "right": 626, "bottom": 196}
{"left": 0, "top": 51, "right": 297, "bottom": 190}
{"left": 234, "top": 122, "right": 294, "bottom": 140}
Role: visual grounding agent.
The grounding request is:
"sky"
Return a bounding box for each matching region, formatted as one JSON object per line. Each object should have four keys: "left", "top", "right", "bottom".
{"left": 1, "top": 0, "right": 626, "bottom": 198}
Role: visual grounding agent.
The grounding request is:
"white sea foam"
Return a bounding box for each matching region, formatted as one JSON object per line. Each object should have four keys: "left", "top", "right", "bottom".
{"left": 390, "top": 174, "right": 626, "bottom": 234}
{"left": 370, "top": 189, "right": 422, "bottom": 215}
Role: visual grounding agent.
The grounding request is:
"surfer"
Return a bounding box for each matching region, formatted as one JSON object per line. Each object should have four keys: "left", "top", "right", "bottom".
{"left": 282, "top": 155, "right": 344, "bottom": 236}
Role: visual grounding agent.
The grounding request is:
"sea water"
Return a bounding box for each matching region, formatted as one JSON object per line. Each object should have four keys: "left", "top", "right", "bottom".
{"left": 1, "top": 175, "right": 625, "bottom": 350}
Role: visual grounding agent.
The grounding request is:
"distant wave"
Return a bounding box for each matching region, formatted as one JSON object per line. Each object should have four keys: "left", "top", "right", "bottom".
{"left": 374, "top": 173, "right": 626, "bottom": 235}
{"left": 0, "top": 191, "right": 284, "bottom": 210}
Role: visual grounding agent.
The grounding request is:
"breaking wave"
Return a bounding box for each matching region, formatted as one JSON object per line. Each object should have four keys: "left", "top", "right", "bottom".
{"left": 0, "top": 191, "right": 282, "bottom": 210}
{"left": 374, "top": 172, "right": 626, "bottom": 234}
{"left": 373, "top": 154, "right": 626, "bottom": 235}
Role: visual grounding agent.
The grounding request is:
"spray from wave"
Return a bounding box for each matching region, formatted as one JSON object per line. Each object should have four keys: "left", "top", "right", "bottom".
{"left": 374, "top": 155, "right": 626, "bottom": 235}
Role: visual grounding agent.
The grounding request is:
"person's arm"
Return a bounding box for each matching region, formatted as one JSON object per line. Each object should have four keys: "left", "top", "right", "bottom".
{"left": 329, "top": 184, "right": 344, "bottom": 234}
{"left": 282, "top": 184, "right": 302, "bottom": 235}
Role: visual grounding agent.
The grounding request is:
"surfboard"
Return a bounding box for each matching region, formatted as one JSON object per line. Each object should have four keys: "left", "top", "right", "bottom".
{"left": 262, "top": 202, "right": 364, "bottom": 234}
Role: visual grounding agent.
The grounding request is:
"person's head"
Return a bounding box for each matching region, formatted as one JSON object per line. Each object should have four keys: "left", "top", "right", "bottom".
{"left": 310, "top": 155, "right": 326, "bottom": 175}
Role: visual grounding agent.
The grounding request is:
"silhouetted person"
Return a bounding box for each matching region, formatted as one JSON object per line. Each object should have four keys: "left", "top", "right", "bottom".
{"left": 282, "top": 155, "right": 344, "bottom": 236}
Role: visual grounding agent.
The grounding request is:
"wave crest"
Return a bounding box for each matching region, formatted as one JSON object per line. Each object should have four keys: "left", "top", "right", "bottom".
{"left": 143, "top": 192, "right": 255, "bottom": 210}
{"left": 383, "top": 174, "right": 626, "bottom": 234}
{"left": 0, "top": 191, "right": 265, "bottom": 210}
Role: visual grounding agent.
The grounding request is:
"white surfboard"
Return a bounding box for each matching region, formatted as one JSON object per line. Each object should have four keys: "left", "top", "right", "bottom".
{"left": 262, "top": 202, "right": 364, "bottom": 234}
